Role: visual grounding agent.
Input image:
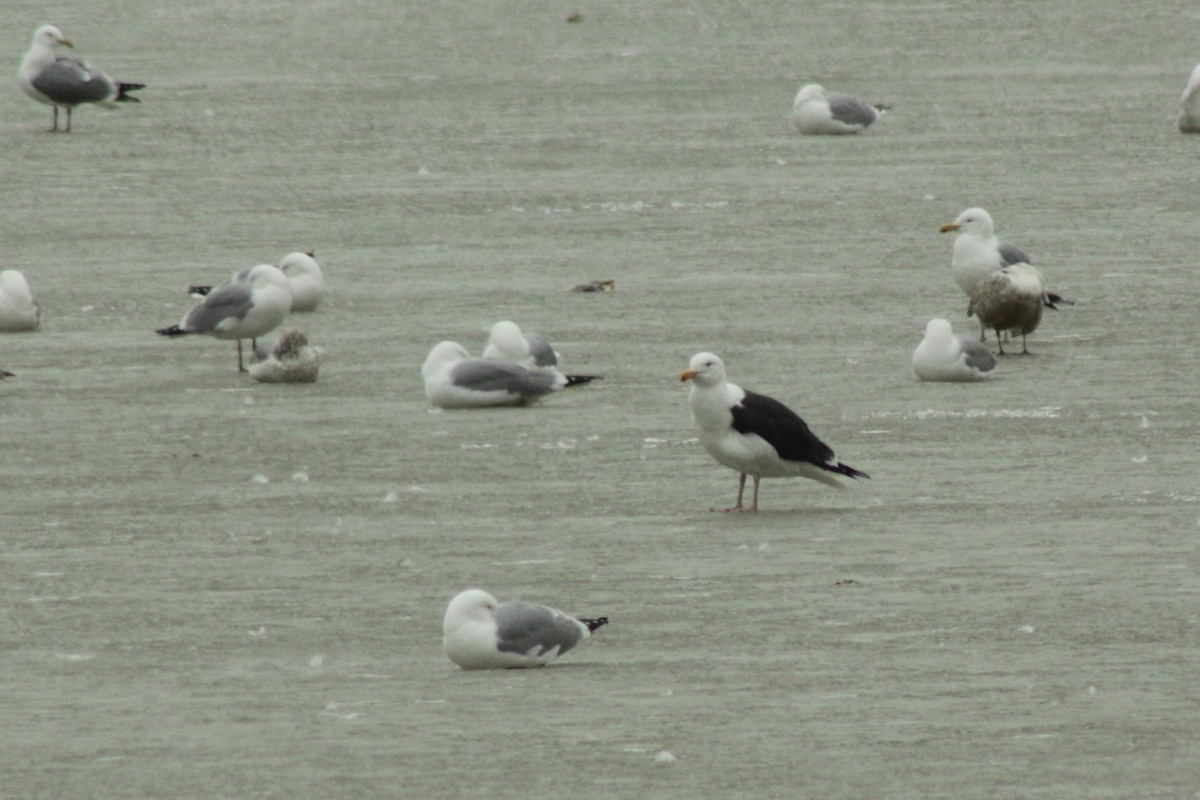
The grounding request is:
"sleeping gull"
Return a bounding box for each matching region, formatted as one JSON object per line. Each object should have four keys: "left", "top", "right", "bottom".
{"left": 0, "top": 270, "right": 41, "bottom": 332}
{"left": 791, "top": 83, "right": 886, "bottom": 135}
{"left": 968, "top": 264, "right": 1045, "bottom": 355}
{"left": 912, "top": 318, "right": 997, "bottom": 382}
{"left": 422, "top": 341, "right": 569, "bottom": 408}
{"left": 276, "top": 252, "right": 324, "bottom": 312}
{"left": 1180, "top": 64, "right": 1200, "bottom": 133}
{"left": 442, "top": 588, "right": 608, "bottom": 670}
{"left": 249, "top": 329, "right": 319, "bottom": 383}
{"left": 18, "top": 25, "right": 144, "bottom": 132}
{"left": 482, "top": 320, "right": 601, "bottom": 386}
{"left": 680, "top": 352, "right": 868, "bottom": 512}
{"left": 156, "top": 264, "right": 293, "bottom": 372}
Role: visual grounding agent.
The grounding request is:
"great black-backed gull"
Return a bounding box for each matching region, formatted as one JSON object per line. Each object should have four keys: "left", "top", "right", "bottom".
{"left": 157, "top": 264, "right": 293, "bottom": 372}
{"left": 442, "top": 588, "right": 607, "bottom": 670}
{"left": 679, "top": 352, "right": 868, "bottom": 512}
{"left": 912, "top": 319, "right": 998, "bottom": 382}
{"left": 18, "top": 25, "right": 144, "bottom": 132}
{"left": 791, "top": 83, "right": 886, "bottom": 135}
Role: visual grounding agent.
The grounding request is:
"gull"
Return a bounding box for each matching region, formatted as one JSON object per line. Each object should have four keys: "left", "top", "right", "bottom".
{"left": 422, "top": 341, "right": 570, "bottom": 408}
{"left": 968, "top": 264, "right": 1045, "bottom": 355}
{"left": 18, "top": 25, "right": 144, "bottom": 132}
{"left": 482, "top": 320, "right": 601, "bottom": 386}
{"left": 249, "top": 330, "right": 319, "bottom": 383}
{"left": 680, "top": 352, "right": 868, "bottom": 512}
{"left": 912, "top": 318, "right": 997, "bottom": 381}
{"left": 0, "top": 270, "right": 41, "bottom": 332}
{"left": 791, "top": 83, "right": 887, "bottom": 135}
{"left": 157, "top": 264, "right": 293, "bottom": 372}
{"left": 442, "top": 588, "right": 608, "bottom": 670}
{"left": 1180, "top": 64, "right": 1200, "bottom": 133}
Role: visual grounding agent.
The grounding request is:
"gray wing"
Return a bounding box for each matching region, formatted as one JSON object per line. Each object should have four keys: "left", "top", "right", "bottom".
{"left": 449, "top": 359, "right": 560, "bottom": 397}
{"left": 957, "top": 336, "right": 998, "bottom": 373}
{"left": 494, "top": 602, "right": 584, "bottom": 658}
{"left": 826, "top": 92, "right": 878, "bottom": 127}
{"left": 998, "top": 242, "right": 1031, "bottom": 266}
{"left": 524, "top": 332, "right": 558, "bottom": 368}
{"left": 184, "top": 280, "right": 254, "bottom": 332}
{"left": 31, "top": 57, "right": 115, "bottom": 105}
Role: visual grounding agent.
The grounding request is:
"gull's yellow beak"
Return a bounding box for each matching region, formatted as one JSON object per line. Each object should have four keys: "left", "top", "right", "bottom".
{"left": 938, "top": 222, "right": 959, "bottom": 233}
{"left": 58, "top": 38, "right": 74, "bottom": 47}
{"left": 679, "top": 369, "right": 699, "bottom": 382}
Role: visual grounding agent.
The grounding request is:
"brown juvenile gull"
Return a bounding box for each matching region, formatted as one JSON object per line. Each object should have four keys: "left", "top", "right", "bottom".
{"left": 482, "top": 320, "right": 601, "bottom": 386}
{"left": 968, "top": 264, "right": 1045, "bottom": 355}
{"left": 249, "top": 330, "right": 319, "bottom": 383}
{"left": 680, "top": 352, "right": 868, "bottom": 512}
{"left": 18, "top": 25, "right": 144, "bottom": 132}
{"left": 912, "top": 318, "right": 997, "bottom": 382}
{"left": 157, "top": 264, "right": 293, "bottom": 372}
{"left": 791, "top": 83, "right": 887, "bottom": 135}
{"left": 442, "top": 588, "right": 607, "bottom": 670}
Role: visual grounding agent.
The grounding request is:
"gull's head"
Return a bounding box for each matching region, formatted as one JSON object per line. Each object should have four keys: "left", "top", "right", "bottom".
{"left": 443, "top": 589, "right": 499, "bottom": 633}
{"left": 33, "top": 25, "right": 72, "bottom": 49}
{"left": 923, "top": 318, "right": 955, "bottom": 343}
{"left": 680, "top": 352, "right": 727, "bottom": 387}
{"left": 793, "top": 83, "right": 827, "bottom": 107}
{"left": 277, "top": 251, "right": 322, "bottom": 280}
{"left": 243, "top": 263, "right": 290, "bottom": 289}
{"left": 940, "top": 207, "right": 994, "bottom": 237}
{"left": 422, "top": 340, "right": 470, "bottom": 377}
{"left": 486, "top": 320, "right": 526, "bottom": 358}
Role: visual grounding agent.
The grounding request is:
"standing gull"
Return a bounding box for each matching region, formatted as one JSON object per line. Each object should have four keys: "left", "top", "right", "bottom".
{"left": 442, "top": 588, "right": 608, "bottom": 670}
{"left": 482, "top": 320, "right": 601, "bottom": 386}
{"left": 0, "top": 270, "right": 41, "bottom": 332}
{"left": 680, "top": 352, "right": 868, "bottom": 512}
{"left": 249, "top": 329, "right": 319, "bottom": 383}
{"left": 1180, "top": 64, "right": 1200, "bottom": 133}
{"left": 156, "top": 264, "right": 293, "bottom": 372}
{"left": 912, "top": 318, "right": 997, "bottom": 382}
{"left": 969, "top": 264, "right": 1045, "bottom": 355}
{"left": 791, "top": 83, "right": 886, "bottom": 135}
{"left": 18, "top": 25, "right": 144, "bottom": 132}
{"left": 422, "top": 341, "right": 569, "bottom": 409}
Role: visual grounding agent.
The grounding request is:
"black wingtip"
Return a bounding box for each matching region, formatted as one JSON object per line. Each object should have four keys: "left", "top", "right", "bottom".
{"left": 1043, "top": 291, "right": 1075, "bottom": 309}
{"left": 0, "top": 370, "right": 14, "bottom": 378}
{"left": 580, "top": 616, "right": 608, "bottom": 633}
{"left": 117, "top": 82, "right": 145, "bottom": 102}
{"left": 188, "top": 285, "right": 213, "bottom": 296}
{"left": 565, "top": 374, "right": 603, "bottom": 387}
{"left": 830, "top": 462, "right": 869, "bottom": 481}
{"left": 156, "top": 325, "right": 188, "bottom": 337}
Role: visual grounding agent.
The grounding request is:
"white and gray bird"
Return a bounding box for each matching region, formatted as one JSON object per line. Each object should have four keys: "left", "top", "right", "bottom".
{"left": 249, "top": 329, "right": 319, "bottom": 383}
{"left": 276, "top": 252, "right": 324, "bottom": 312}
{"left": 791, "top": 83, "right": 886, "bottom": 135}
{"left": 422, "top": 341, "right": 571, "bottom": 409}
{"left": 442, "top": 588, "right": 608, "bottom": 670}
{"left": 680, "top": 352, "right": 868, "bottom": 512}
{"left": 482, "top": 320, "right": 601, "bottom": 386}
{"left": 18, "top": 25, "right": 144, "bottom": 132}
{"left": 157, "top": 264, "right": 293, "bottom": 372}
{"left": 1180, "top": 64, "right": 1200, "bottom": 133}
{"left": 0, "top": 270, "right": 41, "bottom": 332}
{"left": 912, "top": 318, "right": 998, "bottom": 382}
{"left": 968, "top": 264, "right": 1046, "bottom": 355}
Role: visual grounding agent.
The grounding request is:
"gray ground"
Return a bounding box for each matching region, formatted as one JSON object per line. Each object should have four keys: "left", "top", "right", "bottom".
{"left": 3, "top": 1, "right": 1199, "bottom": 798}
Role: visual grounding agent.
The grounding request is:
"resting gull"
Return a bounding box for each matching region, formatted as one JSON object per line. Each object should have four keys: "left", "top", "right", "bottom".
{"left": 18, "top": 25, "right": 144, "bottom": 132}
{"left": 912, "top": 318, "right": 997, "bottom": 382}
{"left": 249, "top": 329, "right": 319, "bottom": 383}
{"left": 482, "top": 320, "right": 601, "bottom": 386}
{"left": 680, "top": 352, "right": 868, "bottom": 512}
{"left": 276, "top": 252, "right": 324, "bottom": 312}
{"left": 442, "top": 588, "right": 608, "bottom": 670}
{"left": 1180, "top": 64, "right": 1200, "bottom": 133}
{"left": 422, "top": 341, "right": 569, "bottom": 408}
{"left": 0, "top": 270, "right": 41, "bottom": 332}
{"left": 791, "top": 83, "right": 886, "bottom": 135}
{"left": 157, "top": 264, "right": 293, "bottom": 372}
{"left": 968, "top": 264, "right": 1045, "bottom": 355}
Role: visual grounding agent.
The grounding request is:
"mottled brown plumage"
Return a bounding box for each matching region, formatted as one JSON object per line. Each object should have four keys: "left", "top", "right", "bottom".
{"left": 968, "top": 264, "right": 1045, "bottom": 355}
